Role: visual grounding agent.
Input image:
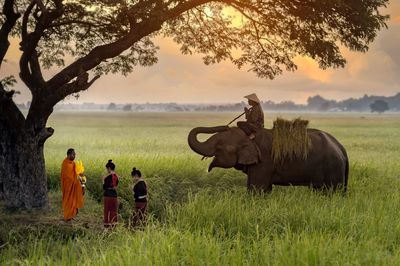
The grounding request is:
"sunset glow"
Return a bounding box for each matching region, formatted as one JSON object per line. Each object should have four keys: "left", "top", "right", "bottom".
{"left": 293, "top": 57, "right": 333, "bottom": 83}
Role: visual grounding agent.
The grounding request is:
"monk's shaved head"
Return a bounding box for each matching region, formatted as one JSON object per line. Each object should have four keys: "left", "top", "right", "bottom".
{"left": 67, "top": 148, "right": 75, "bottom": 161}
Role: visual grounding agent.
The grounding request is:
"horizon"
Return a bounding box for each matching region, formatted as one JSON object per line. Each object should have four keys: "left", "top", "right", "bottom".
{"left": 13, "top": 91, "right": 400, "bottom": 106}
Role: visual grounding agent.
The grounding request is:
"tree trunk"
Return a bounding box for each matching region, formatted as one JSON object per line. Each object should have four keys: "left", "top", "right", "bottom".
{"left": 0, "top": 118, "right": 50, "bottom": 209}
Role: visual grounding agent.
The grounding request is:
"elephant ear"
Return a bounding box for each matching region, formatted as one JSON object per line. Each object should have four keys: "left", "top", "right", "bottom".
{"left": 237, "top": 141, "right": 261, "bottom": 165}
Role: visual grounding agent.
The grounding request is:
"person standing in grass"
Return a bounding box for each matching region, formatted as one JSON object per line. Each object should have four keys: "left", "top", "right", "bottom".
{"left": 129, "top": 167, "right": 148, "bottom": 228}
{"left": 103, "top": 160, "right": 119, "bottom": 228}
{"left": 61, "top": 148, "right": 84, "bottom": 221}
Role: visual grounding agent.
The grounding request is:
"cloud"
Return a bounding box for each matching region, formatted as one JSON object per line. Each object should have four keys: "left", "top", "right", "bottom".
{"left": 165, "top": 68, "right": 177, "bottom": 78}
{"left": 293, "top": 57, "right": 333, "bottom": 83}
{"left": 347, "top": 55, "right": 367, "bottom": 78}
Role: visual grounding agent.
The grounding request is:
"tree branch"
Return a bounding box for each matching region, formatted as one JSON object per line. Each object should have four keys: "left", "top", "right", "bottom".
{"left": 48, "top": 73, "right": 100, "bottom": 107}
{"left": 46, "top": 0, "right": 212, "bottom": 94}
{"left": 35, "top": 0, "right": 48, "bottom": 15}
{"left": 29, "top": 51, "right": 46, "bottom": 87}
{"left": 251, "top": 19, "right": 269, "bottom": 57}
{"left": 19, "top": 1, "right": 37, "bottom": 89}
{"left": 48, "top": 19, "right": 108, "bottom": 28}
{"left": 0, "top": 0, "right": 21, "bottom": 66}
{"left": 22, "top": 1, "right": 35, "bottom": 38}
{"left": 19, "top": 1, "right": 64, "bottom": 92}
{"left": 166, "top": 0, "right": 211, "bottom": 19}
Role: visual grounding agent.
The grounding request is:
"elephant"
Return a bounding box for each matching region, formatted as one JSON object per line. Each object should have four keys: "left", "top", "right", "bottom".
{"left": 188, "top": 125, "right": 349, "bottom": 192}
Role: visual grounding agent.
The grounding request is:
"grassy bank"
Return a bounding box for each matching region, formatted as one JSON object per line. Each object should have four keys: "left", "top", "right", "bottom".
{"left": 1, "top": 112, "right": 400, "bottom": 265}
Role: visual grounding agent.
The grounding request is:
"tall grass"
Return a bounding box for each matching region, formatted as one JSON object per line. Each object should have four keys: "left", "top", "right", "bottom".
{"left": 1, "top": 112, "right": 400, "bottom": 265}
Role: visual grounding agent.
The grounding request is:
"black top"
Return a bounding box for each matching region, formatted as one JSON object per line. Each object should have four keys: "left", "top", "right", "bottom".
{"left": 134, "top": 180, "right": 147, "bottom": 202}
{"left": 103, "top": 174, "right": 118, "bottom": 198}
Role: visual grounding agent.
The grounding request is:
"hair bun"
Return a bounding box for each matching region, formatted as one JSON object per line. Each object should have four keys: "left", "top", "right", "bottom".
{"left": 108, "top": 159, "right": 113, "bottom": 163}
{"left": 131, "top": 167, "right": 141, "bottom": 177}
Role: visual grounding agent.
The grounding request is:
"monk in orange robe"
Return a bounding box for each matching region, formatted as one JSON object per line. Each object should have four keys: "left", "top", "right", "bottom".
{"left": 61, "top": 148, "right": 84, "bottom": 221}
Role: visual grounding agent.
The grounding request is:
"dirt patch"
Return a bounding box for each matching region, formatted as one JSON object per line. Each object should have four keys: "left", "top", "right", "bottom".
{"left": 0, "top": 200, "right": 104, "bottom": 248}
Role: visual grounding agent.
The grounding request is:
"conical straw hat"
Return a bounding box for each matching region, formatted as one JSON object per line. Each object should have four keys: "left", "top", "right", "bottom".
{"left": 244, "top": 93, "right": 261, "bottom": 103}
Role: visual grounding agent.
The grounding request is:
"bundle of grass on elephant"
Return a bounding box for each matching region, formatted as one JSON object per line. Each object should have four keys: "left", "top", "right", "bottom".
{"left": 271, "top": 118, "right": 312, "bottom": 166}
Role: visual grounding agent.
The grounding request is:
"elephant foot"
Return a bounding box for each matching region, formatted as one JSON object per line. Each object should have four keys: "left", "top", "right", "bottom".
{"left": 247, "top": 184, "right": 272, "bottom": 194}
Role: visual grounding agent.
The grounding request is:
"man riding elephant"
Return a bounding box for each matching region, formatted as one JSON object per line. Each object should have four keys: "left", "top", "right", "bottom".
{"left": 237, "top": 93, "right": 264, "bottom": 140}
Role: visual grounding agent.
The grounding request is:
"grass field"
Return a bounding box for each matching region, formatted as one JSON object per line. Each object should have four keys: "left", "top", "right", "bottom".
{"left": 1, "top": 112, "right": 400, "bottom": 265}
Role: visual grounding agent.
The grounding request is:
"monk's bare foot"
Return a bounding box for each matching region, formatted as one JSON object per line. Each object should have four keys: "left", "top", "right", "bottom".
{"left": 249, "top": 133, "right": 255, "bottom": 140}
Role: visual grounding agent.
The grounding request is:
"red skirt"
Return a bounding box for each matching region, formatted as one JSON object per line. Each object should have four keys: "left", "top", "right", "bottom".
{"left": 130, "top": 202, "right": 148, "bottom": 228}
{"left": 104, "top": 197, "right": 118, "bottom": 228}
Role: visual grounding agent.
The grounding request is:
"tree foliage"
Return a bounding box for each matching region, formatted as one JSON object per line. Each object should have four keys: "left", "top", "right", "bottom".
{"left": 3, "top": 0, "right": 390, "bottom": 79}
{"left": 107, "top": 102, "right": 117, "bottom": 110}
{"left": 122, "top": 104, "right": 132, "bottom": 111}
{"left": 0, "top": 74, "right": 17, "bottom": 89}
{"left": 370, "top": 100, "right": 389, "bottom": 113}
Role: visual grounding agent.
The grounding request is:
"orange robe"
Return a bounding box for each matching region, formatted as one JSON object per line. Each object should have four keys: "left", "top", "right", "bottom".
{"left": 61, "top": 158, "right": 84, "bottom": 220}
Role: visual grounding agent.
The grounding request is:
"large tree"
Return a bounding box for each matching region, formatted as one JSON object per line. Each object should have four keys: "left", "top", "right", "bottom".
{"left": 370, "top": 99, "right": 389, "bottom": 113}
{"left": 0, "top": 0, "right": 388, "bottom": 209}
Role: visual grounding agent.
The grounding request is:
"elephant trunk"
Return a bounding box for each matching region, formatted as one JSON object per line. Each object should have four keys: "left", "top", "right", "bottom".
{"left": 188, "top": 126, "right": 229, "bottom": 157}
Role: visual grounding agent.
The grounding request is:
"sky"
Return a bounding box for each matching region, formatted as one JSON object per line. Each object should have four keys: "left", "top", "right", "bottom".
{"left": 2, "top": 0, "right": 400, "bottom": 105}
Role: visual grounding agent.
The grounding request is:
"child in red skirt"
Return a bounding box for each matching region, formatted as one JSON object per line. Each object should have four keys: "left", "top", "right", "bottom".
{"left": 129, "top": 167, "right": 148, "bottom": 229}
{"left": 102, "top": 159, "right": 119, "bottom": 228}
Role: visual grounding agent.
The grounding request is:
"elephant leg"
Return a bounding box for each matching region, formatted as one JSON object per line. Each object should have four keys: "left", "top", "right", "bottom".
{"left": 313, "top": 183, "right": 344, "bottom": 195}
{"left": 322, "top": 170, "right": 345, "bottom": 193}
{"left": 247, "top": 182, "right": 272, "bottom": 194}
{"left": 312, "top": 184, "right": 324, "bottom": 191}
{"left": 312, "top": 184, "right": 330, "bottom": 195}
{"left": 247, "top": 165, "right": 272, "bottom": 193}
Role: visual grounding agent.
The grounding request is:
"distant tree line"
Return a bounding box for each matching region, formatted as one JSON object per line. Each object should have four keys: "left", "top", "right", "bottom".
{"left": 15, "top": 93, "right": 400, "bottom": 113}
{"left": 303, "top": 94, "right": 398, "bottom": 112}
